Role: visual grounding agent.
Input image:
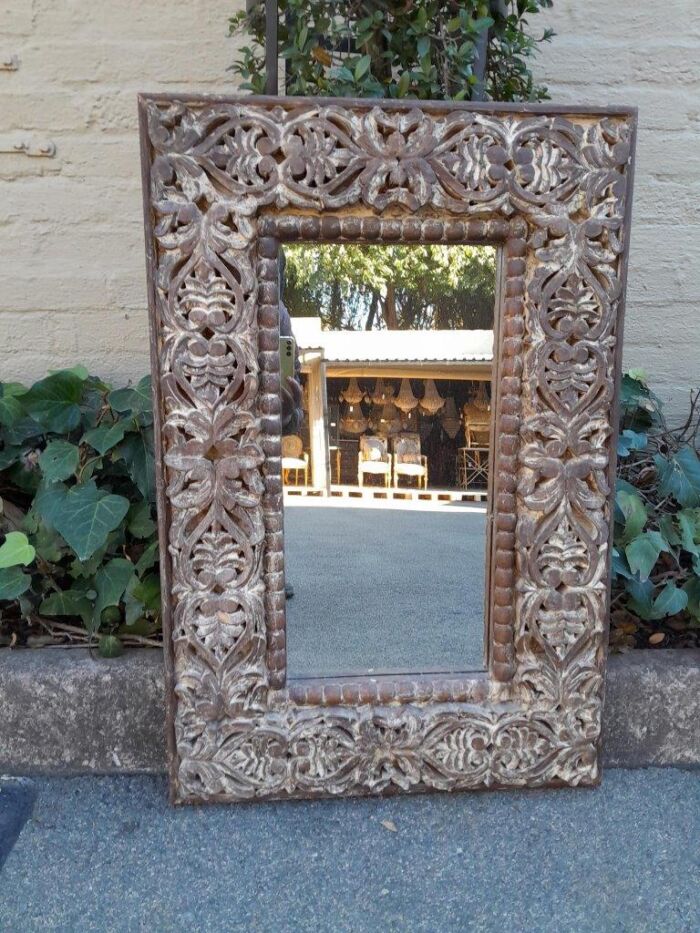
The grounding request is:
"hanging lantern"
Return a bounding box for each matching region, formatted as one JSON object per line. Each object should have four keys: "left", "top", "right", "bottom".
{"left": 378, "top": 401, "right": 403, "bottom": 436}
{"left": 340, "top": 377, "right": 365, "bottom": 405}
{"left": 440, "top": 396, "right": 461, "bottom": 439}
{"left": 370, "top": 378, "right": 394, "bottom": 406}
{"left": 473, "top": 381, "right": 491, "bottom": 412}
{"left": 340, "top": 402, "right": 367, "bottom": 435}
{"left": 394, "top": 378, "right": 418, "bottom": 413}
{"left": 419, "top": 379, "right": 445, "bottom": 416}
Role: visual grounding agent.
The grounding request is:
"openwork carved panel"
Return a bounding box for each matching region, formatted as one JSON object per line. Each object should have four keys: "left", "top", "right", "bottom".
{"left": 139, "top": 95, "right": 636, "bottom": 804}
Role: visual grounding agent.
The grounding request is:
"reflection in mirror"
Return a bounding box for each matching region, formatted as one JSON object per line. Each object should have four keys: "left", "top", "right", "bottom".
{"left": 279, "top": 243, "right": 497, "bottom": 679}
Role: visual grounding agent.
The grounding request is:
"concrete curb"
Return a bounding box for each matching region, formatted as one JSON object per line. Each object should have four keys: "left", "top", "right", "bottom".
{"left": 0, "top": 648, "right": 697, "bottom": 775}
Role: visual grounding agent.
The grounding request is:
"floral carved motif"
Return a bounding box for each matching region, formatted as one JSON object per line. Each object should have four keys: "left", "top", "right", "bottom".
{"left": 140, "top": 96, "right": 636, "bottom": 804}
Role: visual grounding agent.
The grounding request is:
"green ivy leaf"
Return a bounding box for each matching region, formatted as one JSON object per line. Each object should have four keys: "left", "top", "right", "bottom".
{"left": 40, "top": 589, "right": 94, "bottom": 626}
{"left": 114, "top": 432, "right": 155, "bottom": 502}
{"left": 135, "top": 539, "right": 159, "bottom": 576}
{"left": 677, "top": 509, "right": 700, "bottom": 557}
{"left": 132, "top": 573, "right": 161, "bottom": 612}
{"left": 625, "top": 530, "right": 669, "bottom": 581}
{"left": 38, "top": 440, "right": 80, "bottom": 483}
{"left": 610, "top": 546, "right": 632, "bottom": 580}
{"left": 624, "top": 577, "right": 655, "bottom": 620}
{"left": 127, "top": 501, "right": 156, "bottom": 539}
{"left": 81, "top": 421, "right": 127, "bottom": 455}
{"left": 107, "top": 376, "right": 152, "bottom": 417}
{"left": 354, "top": 54, "right": 371, "bottom": 79}
{"left": 616, "top": 489, "right": 647, "bottom": 544}
{"left": 0, "top": 395, "right": 23, "bottom": 428}
{"left": 655, "top": 446, "right": 700, "bottom": 508}
{"left": 0, "top": 566, "right": 32, "bottom": 600}
{"left": 35, "top": 481, "right": 130, "bottom": 561}
{"left": 616, "top": 429, "right": 647, "bottom": 457}
{"left": 21, "top": 371, "right": 85, "bottom": 434}
{"left": 0, "top": 531, "right": 36, "bottom": 569}
{"left": 650, "top": 582, "right": 688, "bottom": 620}
{"left": 93, "top": 557, "right": 135, "bottom": 623}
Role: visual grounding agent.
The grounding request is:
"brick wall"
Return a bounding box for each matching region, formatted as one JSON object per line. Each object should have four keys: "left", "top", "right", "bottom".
{"left": 2, "top": 0, "right": 698, "bottom": 418}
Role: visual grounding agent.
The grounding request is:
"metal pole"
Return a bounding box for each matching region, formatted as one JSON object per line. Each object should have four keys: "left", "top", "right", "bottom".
{"left": 265, "top": 0, "right": 278, "bottom": 95}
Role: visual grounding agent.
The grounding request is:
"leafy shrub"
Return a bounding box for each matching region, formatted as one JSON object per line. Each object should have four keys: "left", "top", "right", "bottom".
{"left": 0, "top": 368, "right": 159, "bottom": 656}
{"left": 229, "top": 0, "right": 554, "bottom": 102}
{"left": 611, "top": 372, "right": 700, "bottom": 647}
{"left": 1, "top": 366, "right": 698, "bottom": 654}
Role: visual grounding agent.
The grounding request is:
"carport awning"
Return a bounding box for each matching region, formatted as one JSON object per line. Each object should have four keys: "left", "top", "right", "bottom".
{"left": 292, "top": 317, "right": 493, "bottom": 366}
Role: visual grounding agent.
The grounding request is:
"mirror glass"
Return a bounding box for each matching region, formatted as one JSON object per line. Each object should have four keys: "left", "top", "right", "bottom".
{"left": 279, "top": 243, "right": 497, "bottom": 678}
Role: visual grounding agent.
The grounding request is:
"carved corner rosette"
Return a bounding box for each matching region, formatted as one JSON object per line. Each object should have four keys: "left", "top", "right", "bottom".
{"left": 139, "top": 95, "right": 636, "bottom": 803}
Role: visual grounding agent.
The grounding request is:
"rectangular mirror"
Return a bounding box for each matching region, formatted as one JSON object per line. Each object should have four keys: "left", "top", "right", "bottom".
{"left": 140, "top": 94, "right": 636, "bottom": 805}
{"left": 280, "top": 243, "right": 497, "bottom": 678}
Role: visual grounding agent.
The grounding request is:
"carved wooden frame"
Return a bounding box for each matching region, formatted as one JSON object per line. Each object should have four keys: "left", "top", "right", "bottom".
{"left": 139, "top": 94, "right": 636, "bottom": 804}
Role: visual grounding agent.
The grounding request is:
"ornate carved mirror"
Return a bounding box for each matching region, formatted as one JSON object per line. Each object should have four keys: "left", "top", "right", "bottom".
{"left": 139, "top": 95, "right": 636, "bottom": 804}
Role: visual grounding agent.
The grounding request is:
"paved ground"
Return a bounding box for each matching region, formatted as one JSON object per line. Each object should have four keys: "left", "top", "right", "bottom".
{"left": 284, "top": 503, "right": 487, "bottom": 676}
{"left": 1, "top": 769, "right": 698, "bottom": 932}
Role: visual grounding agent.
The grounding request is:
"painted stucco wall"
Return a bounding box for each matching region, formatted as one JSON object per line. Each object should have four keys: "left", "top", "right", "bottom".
{"left": 2, "top": 0, "right": 698, "bottom": 417}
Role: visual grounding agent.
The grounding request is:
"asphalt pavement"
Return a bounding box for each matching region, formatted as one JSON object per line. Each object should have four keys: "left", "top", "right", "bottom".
{"left": 284, "top": 502, "right": 487, "bottom": 676}
{"left": 1, "top": 769, "right": 698, "bottom": 932}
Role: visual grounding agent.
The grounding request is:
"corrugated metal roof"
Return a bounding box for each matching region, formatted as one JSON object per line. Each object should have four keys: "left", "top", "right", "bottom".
{"left": 291, "top": 317, "right": 493, "bottom": 363}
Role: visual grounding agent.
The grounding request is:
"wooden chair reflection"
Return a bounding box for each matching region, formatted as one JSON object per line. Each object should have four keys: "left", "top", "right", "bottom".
{"left": 358, "top": 435, "right": 392, "bottom": 487}
{"left": 281, "top": 435, "right": 309, "bottom": 486}
{"left": 392, "top": 433, "right": 428, "bottom": 489}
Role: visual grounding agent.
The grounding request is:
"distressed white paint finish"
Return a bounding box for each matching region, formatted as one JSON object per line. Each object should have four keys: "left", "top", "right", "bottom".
{"left": 1, "top": 0, "right": 698, "bottom": 417}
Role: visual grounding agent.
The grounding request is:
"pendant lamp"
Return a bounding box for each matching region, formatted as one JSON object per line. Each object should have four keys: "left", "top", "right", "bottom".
{"left": 370, "top": 378, "right": 394, "bottom": 406}
{"left": 340, "top": 378, "right": 365, "bottom": 405}
{"left": 440, "top": 396, "right": 461, "bottom": 439}
{"left": 394, "top": 378, "right": 419, "bottom": 413}
{"left": 340, "top": 402, "right": 367, "bottom": 435}
{"left": 419, "top": 379, "right": 445, "bottom": 415}
{"left": 378, "top": 401, "right": 403, "bottom": 436}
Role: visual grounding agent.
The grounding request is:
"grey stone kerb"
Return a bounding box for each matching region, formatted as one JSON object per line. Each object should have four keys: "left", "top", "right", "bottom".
{"left": 0, "top": 648, "right": 698, "bottom": 775}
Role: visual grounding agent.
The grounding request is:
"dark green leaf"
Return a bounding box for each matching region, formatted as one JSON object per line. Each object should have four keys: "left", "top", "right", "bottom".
{"left": 127, "top": 501, "right": 156, "bottom": 539}
{"left": 82, "top": 421, "right": 127, "bottom": 455}
{"left": 93, "top": 557, "right": 135, "bottom": 621}
{"left": 0, "top": 566, "right": 31, "bottom": 600}
{"left": 22, "top": 372, "right": 84, "bottom": 434}
{"left": 656, "top": 446, "right": 700, "bottom": 507}
{"left": 650, "top": 582, "right": 688, "bottom": 620}
{"left": 38, "top": 440, "right": 80, "bottom": 483}
{"left": 40, "top": 589, "right": 93, "bottom": 626}
{"left": 616, "top": 489, "right": 647, "bottom": 544}
{"left": 0, "top": 395, "right": 23, "bottom": 428}
{"left": 114, "top": 432, "right": 155, "bottom": 502}
{"left": 625, "top": 530, "right": 669, "bottom": 581}
{"left": 132, "top": 573, "right": 161, "bottom": 612}
{"left": 610, "top": 546, "right": 632, "bottom": 580}
{"left": 678, "top": 509, "right": 700, "bottom": 556}
{"left": 35, "top": 481, "right": 130, "bottom": 561}
{"left": 616, "top": 429, "right": 647, "bottom": 457}
{"left": 624, "top": 577, "right": 655, "bottom": 620}
{"left": 107, "top": 376, "right": 152, "bottom": 417}
{"left": 135, "top": 539, "right": 159, "bottom": 576}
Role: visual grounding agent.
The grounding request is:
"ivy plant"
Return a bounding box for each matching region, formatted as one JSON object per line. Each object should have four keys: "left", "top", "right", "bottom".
{"left": 1, "top": 366, "right": 698, "bottom": 655}
{"left": 229, "top": 0, "right": 554, "bottom": 102}
{"left": 0, "top": 369, "right": 160, "bottom": 657}
{"left": 611, "top": 372, "right": 700, "bottom": 637}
